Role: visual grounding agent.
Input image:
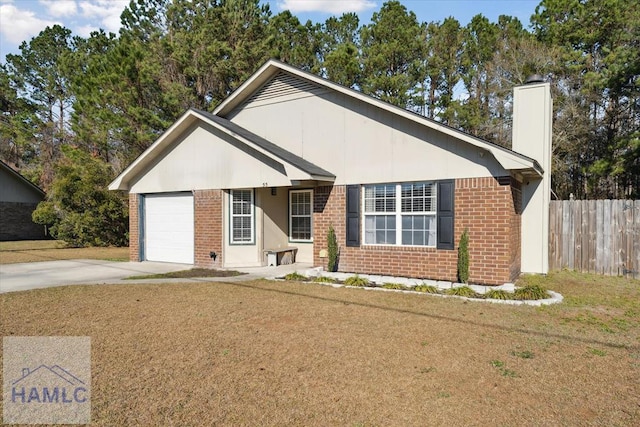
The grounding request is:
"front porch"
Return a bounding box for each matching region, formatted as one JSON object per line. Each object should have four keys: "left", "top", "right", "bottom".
{"left": 219, "top": 185, "right": 322, "bottom": 269}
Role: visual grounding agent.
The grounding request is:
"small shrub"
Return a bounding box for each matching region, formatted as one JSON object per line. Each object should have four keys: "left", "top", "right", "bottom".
{"left": 514, "top": 284, "right": 548, "bottom": 300}
{"left": 413, "top": 284, "right": 439, "bottom": 293}
{"left": 485, "top": 289, "right": 513, "bottom": 300}
{"left": 344, "top": 275, "right": 369, "bottom": 287}
{"left": 511, "top": 350, "right": 535, "bottom": 359}
{"left": 327, "top": 224, "right": 339, "bottom": 272}
{"left": 284, "top": 272, "right": 307, "bottom": 281}
{"left": 490, "top": 360, "right": 505, "bottom": 368}
{"left": 457, "top": 228, "right": 470, "bottom": 283}
{"left": 313, "top": 276, "right": 337, "bottom": 283}
{"left": 588, "top": 348, "right": 607, "bottom": 357}
{"left": 491, "top": 360, "right": 518, "bottom": 377}
{"left": 446, "top": 286, "right": 479, "bottom": 298}
{"left": 381, "top": 283, "right": 408, "bottom": 290}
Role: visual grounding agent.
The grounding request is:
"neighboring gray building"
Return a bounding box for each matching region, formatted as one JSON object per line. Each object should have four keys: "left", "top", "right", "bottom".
{"left": 0, "top": 160, "right": 47, "bottom": 241}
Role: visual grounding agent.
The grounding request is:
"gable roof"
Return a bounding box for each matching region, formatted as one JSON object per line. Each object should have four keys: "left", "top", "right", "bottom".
{"left": 108, "top": 108, "right": 335, "bottom": 191}
{"left": 0, "top": 160, "right": 45, "bottom": 197}
{"left": 192, "top": 109, "right": 334, "bottom": 178}
{"left": 214, "top": 59, "right": 543, "bottom": 179}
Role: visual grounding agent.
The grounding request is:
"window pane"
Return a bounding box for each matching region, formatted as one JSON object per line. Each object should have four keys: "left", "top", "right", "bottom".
{"left": 292, "top": 217, "right": 311, "bottom": 240}
{"left": 364, "top": 214, "right": 397, "bottom": 244}
{"left": 290, "top": 190, "right": 313, "bottom": 241}
{"left": 387, "top": 231, "right": 396, "bottom": 244}
{"left": 365, "top": 198, "right": 374, "bottom": 211}
{"left": 364, "top": 183, "right": 438, "bottom": 247}
{"left": 402, "top": 216, "right": 411, "bottom": 229}
{"left": 364, "top": 184, "right": 395, "bottom": 213}
{"left": 401, "top": 182, "right": 435, "bottom": 213}
{"left": 400, "top": 214, "right": 435, "bottom": 247}
{"left": 364, "top": 214, "right": 376, "bottom": 244}
{"left": 386, "top": 198, "right": 395, "bottom": 211}
{"left": 425, "top": 216, "right": 436, "bottom": 246}
{"left": 231, "top": 190, "right": 253, "bottom": 243}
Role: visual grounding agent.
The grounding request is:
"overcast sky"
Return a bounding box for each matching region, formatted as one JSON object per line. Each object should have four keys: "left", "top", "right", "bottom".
{"left": 0, "top": 0, "right": 540, "bottom": 61}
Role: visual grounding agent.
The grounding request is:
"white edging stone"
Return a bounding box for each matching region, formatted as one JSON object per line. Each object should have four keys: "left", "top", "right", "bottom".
{"left": 281, "top": 269, "right": 563, "bottom": 306}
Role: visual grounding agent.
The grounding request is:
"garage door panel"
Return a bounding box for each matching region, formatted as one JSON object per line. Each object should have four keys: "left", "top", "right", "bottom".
{"left": 144, "top": 193, "right": 194, "bottom": 264}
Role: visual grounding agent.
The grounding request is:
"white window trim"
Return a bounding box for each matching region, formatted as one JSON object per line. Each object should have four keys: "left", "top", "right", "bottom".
{"left": 230, "top": 189, "right": 255, "bottom": 245}
{"left": 362, "top": 182, "right": 437, "bottom": 247}
{"left": 289, "top": 189, "right": 313, "bottom": 243}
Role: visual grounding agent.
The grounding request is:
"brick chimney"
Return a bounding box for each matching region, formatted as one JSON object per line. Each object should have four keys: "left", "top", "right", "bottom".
{"left": 511, "top": 76, "right": 553, "bottom": 274}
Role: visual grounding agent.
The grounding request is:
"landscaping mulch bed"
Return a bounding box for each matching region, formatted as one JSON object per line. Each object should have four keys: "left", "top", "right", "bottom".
{"left": 1, "top": 271, "right": 638, "bottom": 425}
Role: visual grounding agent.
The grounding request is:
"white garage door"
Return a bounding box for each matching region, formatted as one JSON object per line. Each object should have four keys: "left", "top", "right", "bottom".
{"left": 144, "top": 193, "right": 194, "bottom": 264}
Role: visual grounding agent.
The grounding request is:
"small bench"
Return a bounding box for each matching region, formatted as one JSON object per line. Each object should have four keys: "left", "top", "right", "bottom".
{"left": 264, "top": 247, "right": 298, "bottom": 266}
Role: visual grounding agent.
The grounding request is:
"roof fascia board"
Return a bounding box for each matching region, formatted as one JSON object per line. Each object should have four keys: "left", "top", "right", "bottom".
{"left": 215, "top": 59, "right": 542, "bottom": 178}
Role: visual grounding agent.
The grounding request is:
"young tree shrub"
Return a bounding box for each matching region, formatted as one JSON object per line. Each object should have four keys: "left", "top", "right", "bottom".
{"left": 457, "top": 228, "right": 470, "bottom": 283}
{"left": 327, "top": 224, "right": 339, "bottom": 272}
{"left": 32, "top": 146, "right": 128, "bottom": 247}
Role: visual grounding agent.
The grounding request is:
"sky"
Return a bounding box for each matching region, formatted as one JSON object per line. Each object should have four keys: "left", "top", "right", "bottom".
{"left": 0, "top": 0, "right": 541, "bottom": 61}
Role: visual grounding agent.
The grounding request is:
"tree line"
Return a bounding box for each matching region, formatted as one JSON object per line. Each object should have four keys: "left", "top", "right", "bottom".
{"left": 0, "top": 0, "right": 638, "bottom": 245}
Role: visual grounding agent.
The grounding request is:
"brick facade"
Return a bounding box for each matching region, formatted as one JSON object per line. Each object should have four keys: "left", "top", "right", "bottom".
{"left": 194, "top": 189, "right": 223, "bottom": 268}
{"left": 313, "top": 177, "right": 522, "bottom": 285}
{"left": 128, "top": 194, "right": 140, "bottom": 262}
{"left": 0, "top": 202, "right": 47, "bottom": 241}
{"left": 129, "top": 178, "right": 521, "bottom": 284}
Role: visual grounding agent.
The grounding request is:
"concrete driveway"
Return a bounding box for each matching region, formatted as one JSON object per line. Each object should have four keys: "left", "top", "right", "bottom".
{"left": 0, "top": 260, "right": 191, "bottom": 293}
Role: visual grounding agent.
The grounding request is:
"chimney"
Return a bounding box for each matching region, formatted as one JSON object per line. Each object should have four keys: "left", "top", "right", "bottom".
{"left": 512, "top": 76, "right": 553, "bottom": 275}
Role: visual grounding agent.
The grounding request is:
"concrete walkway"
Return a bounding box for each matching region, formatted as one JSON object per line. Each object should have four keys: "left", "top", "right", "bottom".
{"left": 0, "top": 260, "right": 310, "bottom": 293}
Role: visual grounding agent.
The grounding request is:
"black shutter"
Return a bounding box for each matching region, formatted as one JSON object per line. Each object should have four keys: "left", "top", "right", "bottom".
{"left": 437, "top": 180, "right": 455, "bottom": 250}
{"left": 346, "top": 185, "right": 360, "bottom": 247}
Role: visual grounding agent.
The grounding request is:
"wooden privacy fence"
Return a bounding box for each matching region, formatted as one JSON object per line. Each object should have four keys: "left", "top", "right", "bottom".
{"left": 549, "top": 200, "right": 640, "bottom": 278}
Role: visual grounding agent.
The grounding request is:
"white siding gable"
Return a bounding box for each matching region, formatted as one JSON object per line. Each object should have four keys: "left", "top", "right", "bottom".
{"left": 129, "top": 123, "right": 293, "bottom": 193}
{"left": 227, "top": 73, "right": 510, "bottom": 185}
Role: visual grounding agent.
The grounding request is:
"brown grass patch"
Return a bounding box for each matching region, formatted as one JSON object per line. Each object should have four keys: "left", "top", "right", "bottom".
{"left": 1, "top": 271, "right": 639, "bottom": 425}
{"left": 0, "top": 240, "right": 128, "bottom": 264}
